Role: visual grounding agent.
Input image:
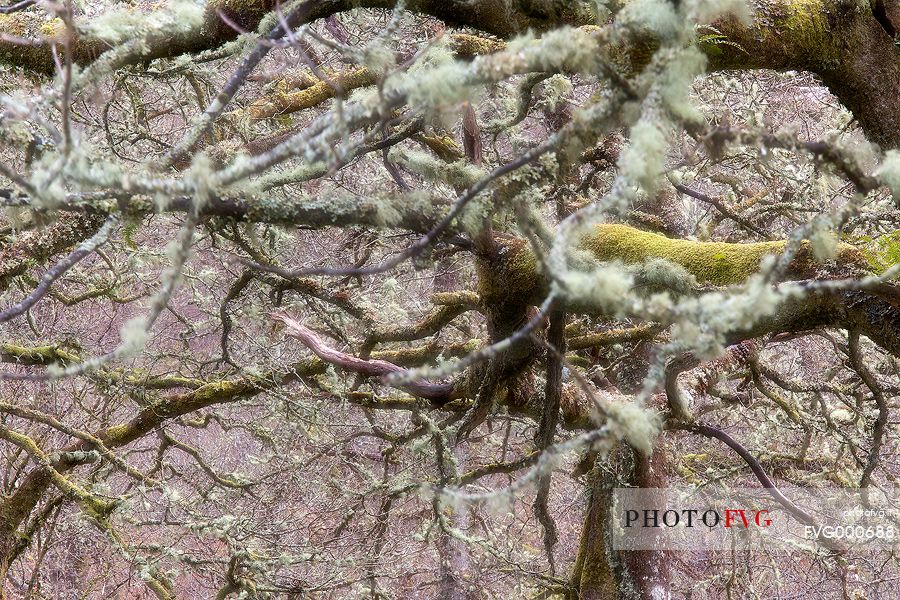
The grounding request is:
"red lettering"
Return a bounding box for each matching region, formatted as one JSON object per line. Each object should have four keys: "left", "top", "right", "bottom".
{"left": 724, "top": 509, "right": 750, "bottom": 528}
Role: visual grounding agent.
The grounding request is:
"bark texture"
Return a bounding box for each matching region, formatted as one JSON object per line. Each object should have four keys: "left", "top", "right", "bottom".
{"left": 0, "top": 1, "right": 896, "bottom": 146}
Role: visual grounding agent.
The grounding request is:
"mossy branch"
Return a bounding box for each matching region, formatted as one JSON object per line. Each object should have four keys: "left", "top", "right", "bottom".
{"left": 361, "top": 302, "right": 478, "bottom": 354}
{"left": 0, "top": 214, "right": 106, "bottom": 292}
{"left": 1, "top": 1, "right": 894, "bottom": 146}
{"left": 581, "top": 223, "right": 867, "bottom": 286}
{"left": 567, "top": 323, "right": 664, "bottom": 351}
{"left": 239, "top": 32, "right": 505, "bottom": 122}
{"left": 480, "top": 224, "right": 899, "bottom": 356}
{"left": 0, "top": 342, "right": 80, "bottom": 365}
{"left": 241, "top": 67, "right": 377, "bottom": 121}
{"left": 0, "top": 0, "right": 296, "bottom": 74}
{"left": 479, "top": 223, "right": 868, "bottom": 310}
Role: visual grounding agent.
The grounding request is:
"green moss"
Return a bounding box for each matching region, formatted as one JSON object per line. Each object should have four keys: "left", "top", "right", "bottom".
{"left": 581, "top": 224, "right": 866, "bottom": 285}
{"left": 430, "top": 290, "right": 481, "bottom": 306}
{"left": 0, "top": 13, "right": 30, "bottom": 37}
{"left": 783, "top": 0, "right": 830, "bottom": 28}
{"left": 568, "top": 323, "right": 662, "bottom": 350}
{"left": 856, "top": 231, "right": 900, "bottom": 274}
{"left": 583, "top": 224, "right": 780, "bottom": 285}
{"left": 119, "top": 372, "right": 203, "bottom": 389}
{"left": 38, "top": 18, "right": 65, "bottom": 39}
{"left": 0, "top": 343, "right": 79, "bottom": 365}
{"left": 0, "top": 14, "right": 56, "bottom": 73}
{"left": 103, "top": 424, "right": 130, "bottom": 446}
{"left": 476, "top": 235, "right": 545, "bottom": 307}
{"left": 448, "top": 33, "right": 506, "bottom": 58}
{"left": 475, "top": 225, "right": 870, "bottom": 315}
{"left": 189, "top": 379, "right": 256, "bottom": 402}
{"left": 768, "top": 0, "right": 845, "bottom": 64}
{"left": 415, "top": 133, "right": 464, "bottom": 162}
{"left": 79, "top": 496, "right": 117, "bottom": 523}
{"left": 248, "top": 67, "right": 376, "bottom": 121}
{"left": 370, "top": 340, "right": 477, "bottom": 367}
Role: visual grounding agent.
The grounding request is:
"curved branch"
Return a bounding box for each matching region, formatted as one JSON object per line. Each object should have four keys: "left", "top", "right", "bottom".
{"left": 271, "top": 311, "right": 456, "bottom": 401}
{"left": 0, "top": 0, "right": 35, "bottom": 15}
{"left": 848, "top": 331, "right": 889, "bottom": 489}
{"left": 683, "top": 424, "right": 815, "bottom": 524}
{"left": 361, "top": 302, "right": 477, "bottom": 355}
{"left": 681, "top": 422, "right": 846, "bottom": 554}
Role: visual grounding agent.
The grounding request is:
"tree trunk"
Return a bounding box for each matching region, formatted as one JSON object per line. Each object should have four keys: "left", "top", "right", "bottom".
{"left": 572, "top": 443, "right": 671, "bottom": 600}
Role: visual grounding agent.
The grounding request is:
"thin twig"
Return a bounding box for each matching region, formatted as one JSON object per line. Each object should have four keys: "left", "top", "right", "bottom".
{"left": 0, "top": 0, "right": 36, "bottom": 14}
{"left": 0, "top": 216, "right": 118, "bottom": 324}
{"left": 243, "top": 138, "right": 557, "bottom": 278}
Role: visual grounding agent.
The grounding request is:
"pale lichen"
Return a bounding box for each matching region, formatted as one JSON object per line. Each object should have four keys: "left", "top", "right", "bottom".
{"left": 119, "top": 316, "right": 150, "bottom": 357}
{"left": 875, "top": 150, "right": 900, "bottom": 203}
{"left": 84, "top": 0, "right": 204, "bottom": 44}
{"left": 619, "top": 119, "right": 668, "bottom": 195}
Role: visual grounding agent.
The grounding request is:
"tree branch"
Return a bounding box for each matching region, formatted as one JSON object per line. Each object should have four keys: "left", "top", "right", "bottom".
{"left": 271, "top": 311, "right": 457, "bottom": 401}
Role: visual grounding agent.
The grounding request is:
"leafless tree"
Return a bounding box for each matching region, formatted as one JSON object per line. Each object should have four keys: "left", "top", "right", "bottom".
{"left": 0, "top": 0, "right": 898, "bottom": 598}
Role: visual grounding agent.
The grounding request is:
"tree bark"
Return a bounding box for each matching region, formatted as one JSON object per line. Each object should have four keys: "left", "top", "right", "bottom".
{"left": 711, "top": 0, "right": 900, "bottom": 149}
{"left": 1, "top": 2, "right": 895, "bottom": 146}
{"left": 572, "top": 444, "right": 671, "bottom": 600}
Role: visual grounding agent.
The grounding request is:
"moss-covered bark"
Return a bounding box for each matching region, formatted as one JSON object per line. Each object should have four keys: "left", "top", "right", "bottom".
{"left": 728, "top": 285, "right": 900, "bottom": 358}
{"left": 244, "top": 67, "right": 377, "bottom": 121}
{"left": 572, "top": 445, "right": 671, "bottom": 600}
{"left": 570, "top": 458, "right": 619, "bottom": 599}
{"left": 582, "top": 224, "right": 867, "bottom": 286}
{"left": 1, "top": 1, "right": 894, "bottom": 146}
{"left": 477, "top": 224, "right": 899, "bottom": 358}
{"left": 0, "top": 0, "right": 584, "bottom": 75}
{"left": 711, "top": 0, "right": 900, "bottom": 148}
{"left": 0, "top": 342, "right": 80, "bottom": 365}
{"left": 0, "top": 213, "right": 105, "bottom": 292}
{"left": 481, "top": 223, "right": 867, "bottom": 308}
{"left": 0, "top": 0, "right": 325, "bottom": 75}
{"left": 240, "top": 32, "right": 509, "bottom": 122}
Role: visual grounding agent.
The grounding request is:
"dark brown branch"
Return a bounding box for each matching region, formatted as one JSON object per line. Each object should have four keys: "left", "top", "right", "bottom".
{"left": 0, "top": 0, "right": 35, "bottom": 15}
{"left": 534, "top": 307, "right": 565, "bottom": 571}
{"left": 673, "top": 183, "right": 768, "bottom": 237}
{"left": 219, "top": 269, "right": 254, "bottom": 364}
{"left": 849, "top": 331, "right": 889, "bottom": 489}
{"left": 682, "top": 422, "right": 845, "bottom": 554}
{"left": 727, "top": 285, "right": 900, "bottom": 359}
{"left": 458, "top": 451, "right": 540, "bottom": 485}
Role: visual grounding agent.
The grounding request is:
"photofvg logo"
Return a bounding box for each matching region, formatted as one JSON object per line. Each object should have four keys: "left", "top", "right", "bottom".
{"left": 611, "top": 487, "right": 900, "bottom": 551}
{"left": 611, "top": 488, "right": 777, "bottom": 551}
{"left": 623, "top": 506, "right": 772, "bottom": 530}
